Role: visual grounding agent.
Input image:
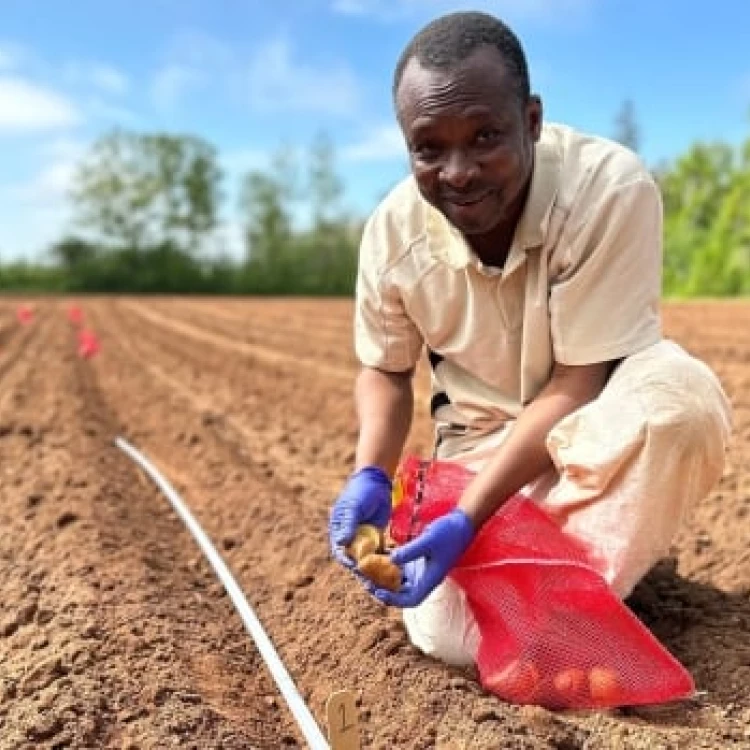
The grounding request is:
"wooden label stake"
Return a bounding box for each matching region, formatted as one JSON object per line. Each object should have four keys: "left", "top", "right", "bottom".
{"left": 326, "top": 689, "right": 360, "bottom": 750}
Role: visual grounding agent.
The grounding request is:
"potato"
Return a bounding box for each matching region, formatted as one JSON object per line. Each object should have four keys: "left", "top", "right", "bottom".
{"left": 345, "top": 524, "right": 382, "bottom": 562}
{"left": 588, "top": 666, "right": 621, "bottom": 704}
{"left": 485, "top": 658, "right": 541, "bottom": 704}
{"left": 342, "top": 524, "right": 401, "bottom": 592}
{"left": 552, "top": 668, "right": 588, "bottom": 701}
{"left": 357, "top": 553, "right": 402, "bottom": 592}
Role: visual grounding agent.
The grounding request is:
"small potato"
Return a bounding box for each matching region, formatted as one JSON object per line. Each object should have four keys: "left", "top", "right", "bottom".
{"left": 588, "top": 666, "right": 621, "bottom": 704}
{"left": 357, "top": 553, "right": 402, "bottom": 592}
{"left": 485, "top": 658, "right": 541, "bottom": 704}
{"left": 552, "top": 668, "right": 588, "bottom": 701}
{"left": 346, "top": 524, "right": 382, "bottom": 562}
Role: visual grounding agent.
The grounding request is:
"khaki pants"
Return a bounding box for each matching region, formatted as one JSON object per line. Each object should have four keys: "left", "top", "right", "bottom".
{"left": 402, "top": 340, "right": 733, "bottom": 667}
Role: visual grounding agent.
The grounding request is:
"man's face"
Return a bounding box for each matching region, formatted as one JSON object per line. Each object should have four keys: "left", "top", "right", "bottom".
{"left": 396, "top": 47, "right": 542, "bottom": 238}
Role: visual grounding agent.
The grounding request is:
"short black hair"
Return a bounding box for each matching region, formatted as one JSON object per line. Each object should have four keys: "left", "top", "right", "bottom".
{"left": 393, "top": 11, "right": 531, "bottom": 103}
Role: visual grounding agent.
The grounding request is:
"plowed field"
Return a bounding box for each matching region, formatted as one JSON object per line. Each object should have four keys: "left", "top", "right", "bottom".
{"left": 1, "top": 297, "right": 748, "bottom": 749}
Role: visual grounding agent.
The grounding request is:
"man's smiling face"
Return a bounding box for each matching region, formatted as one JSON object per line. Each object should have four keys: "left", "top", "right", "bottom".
{"left": 396, "top": 45, "right": 542, "bottom": 241}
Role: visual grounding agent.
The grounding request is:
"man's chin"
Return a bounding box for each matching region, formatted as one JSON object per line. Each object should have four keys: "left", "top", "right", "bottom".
{"left": 435, "top": 190, "right": 503, "bottom": 232}
{"left": 443, "top": 205, "right": 501, "bottom": 236}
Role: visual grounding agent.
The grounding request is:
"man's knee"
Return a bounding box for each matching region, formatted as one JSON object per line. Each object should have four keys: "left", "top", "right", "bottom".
{"left": 606, "top": 340, "right": 732, "bottom": 505}
{"left": 401, "top": 579, "right": 480, "bottom": 667}
{"left": 613, "top": 340, "right": 732, "bottom": 446}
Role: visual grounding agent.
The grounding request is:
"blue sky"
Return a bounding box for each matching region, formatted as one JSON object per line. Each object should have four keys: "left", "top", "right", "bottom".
{"left": 0, "top": 0, "right": 748, "bottom": 260}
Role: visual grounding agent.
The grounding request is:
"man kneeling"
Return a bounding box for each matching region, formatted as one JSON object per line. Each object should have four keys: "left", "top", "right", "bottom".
{"left": 328, "top": 11, "right": 732, "bottom": 667}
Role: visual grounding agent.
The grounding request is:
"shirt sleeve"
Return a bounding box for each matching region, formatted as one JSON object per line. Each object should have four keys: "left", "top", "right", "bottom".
{"left": 353, "top": 209, "right": 424, "bottom": 372}
{"left": 549, "top": 176, "right": 663, "bottom": 365}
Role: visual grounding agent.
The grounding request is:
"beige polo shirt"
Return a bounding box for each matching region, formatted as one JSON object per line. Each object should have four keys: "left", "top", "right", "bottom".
{"left": 354, "top": 121, "right": 663, "bottom": 443}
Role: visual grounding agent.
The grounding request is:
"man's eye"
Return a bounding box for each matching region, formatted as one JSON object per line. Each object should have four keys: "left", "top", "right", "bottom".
{"left": 476, "top": 128, "right": 502, "bottom": 144}
{"left": 412, "top": 143, "right": 440, "bottom": 160}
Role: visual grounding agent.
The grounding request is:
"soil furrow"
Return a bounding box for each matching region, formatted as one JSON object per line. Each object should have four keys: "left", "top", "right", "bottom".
{"left": 0, "top": 306, "right": 300, "bottom": 749}
{"left": 1, "top": 298, "right": 748, "bottom": 749}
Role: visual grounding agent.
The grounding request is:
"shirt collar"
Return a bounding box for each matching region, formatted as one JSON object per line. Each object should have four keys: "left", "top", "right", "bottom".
{"left": 423, "top": 126, "right": 562, "bottom": 276}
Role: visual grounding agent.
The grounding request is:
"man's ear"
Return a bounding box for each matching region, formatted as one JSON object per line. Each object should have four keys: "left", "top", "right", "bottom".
{"left": 527, "top": 95, "right": 543, "bottom": 141}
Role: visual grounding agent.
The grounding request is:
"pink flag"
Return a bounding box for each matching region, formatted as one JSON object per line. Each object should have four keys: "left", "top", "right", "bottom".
{"left": 16, "top": 305, "right": 33, "bottom": 324}
{"left": 77, "top": 329, "right": 100, "bottom": 358}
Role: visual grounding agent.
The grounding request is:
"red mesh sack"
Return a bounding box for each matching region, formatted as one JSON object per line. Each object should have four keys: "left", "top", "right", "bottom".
{"left": 389, "top": 455, "right": 695, "bottom": 710}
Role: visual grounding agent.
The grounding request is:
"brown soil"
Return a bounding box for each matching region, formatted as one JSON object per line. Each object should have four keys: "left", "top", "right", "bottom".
{"left": 0, "top": 297, "right": 748, "bottom": 749}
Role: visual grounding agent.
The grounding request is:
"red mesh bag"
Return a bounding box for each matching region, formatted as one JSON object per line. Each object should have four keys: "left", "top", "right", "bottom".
{"left": 389, "top": 455, "right": 695, "bottom": 710}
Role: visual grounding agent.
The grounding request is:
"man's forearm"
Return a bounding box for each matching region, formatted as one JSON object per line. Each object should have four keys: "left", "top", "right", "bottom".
{"left": 354, "top": 366, "right": 414, "bottom": 477}
{"left": 458, "top": 361, "right": 614, "bottom": 529}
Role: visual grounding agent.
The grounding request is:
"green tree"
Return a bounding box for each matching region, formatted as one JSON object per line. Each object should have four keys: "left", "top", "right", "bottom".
{"left": 658, "top": 135, "right": 750, "bottom": 296}
{"left": 48, "top": 235, "right": 100, "bottom": 291}
{"left": 69, "top": 129, "right": 222, "bottom": 253}
{"left": 239, "top": 146, "right": 298, "bottom": 291}
{"left": 49, "top": 235, "right": 98, "bottom": 269}
{"left": 237, "top": 135, "right": 361, "bottom": 294}
{"left": 302, "top": 132, "right": 358, "bottom": 293}
{"left": 309, "top": 131, "right": 344, "bottom": 227}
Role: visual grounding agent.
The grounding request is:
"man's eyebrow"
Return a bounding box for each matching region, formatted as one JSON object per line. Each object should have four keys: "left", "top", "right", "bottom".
{"left": 410, "top": 106, "right": 509, "bottom": 129}
{"left": 410, "top": 118, "right": 436, "bottom": 134}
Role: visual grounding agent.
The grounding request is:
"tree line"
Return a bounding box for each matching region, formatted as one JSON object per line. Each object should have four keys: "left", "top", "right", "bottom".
{"left": 1, "top": 102, "right": 748, "bottom": 296}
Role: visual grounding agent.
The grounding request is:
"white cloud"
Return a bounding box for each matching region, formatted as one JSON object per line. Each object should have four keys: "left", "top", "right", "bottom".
{"left": 343, "top": 124, "right": 406, "bottom": 162}
{"left": 11, "top": 162, "right": 76, "bottom": 203}
{"left": 150, "top": 63, "right": 206, "bottom": 111}
{"left": 154, "top": 31, "right": 363, "bottom": 117}
{"left": 4, "top": 139, "right": 87, "bottom": 205}
{"left": 246, "top": 38, "right": 361, "bottom": 116}
{"left": 150, "top": 31, "right": 232, "bottom": 112}
{"left": 0, "top": 138, "right": 85, "bottom": 258}
{"left": 0, "top": 76, "right": 81, "bottom": 132}
{"left": 63, "top": 62, "right": 130, "bottom": 96}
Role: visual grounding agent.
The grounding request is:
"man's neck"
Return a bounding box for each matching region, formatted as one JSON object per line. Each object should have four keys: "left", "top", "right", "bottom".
{"left": 469, "top": 225, "right": 516, "bottom": 268}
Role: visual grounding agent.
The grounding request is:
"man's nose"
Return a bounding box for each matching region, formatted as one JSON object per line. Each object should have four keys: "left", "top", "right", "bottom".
{"left": 439, "top": 150, "right": 479, "bottom": 189}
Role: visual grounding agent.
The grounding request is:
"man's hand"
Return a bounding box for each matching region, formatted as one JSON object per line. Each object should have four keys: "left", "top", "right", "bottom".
{"left": 368, "top": 509, "right": 475, "bottom": 607}
{"left": 331, "top": 366, "right": 412, "bottom": 574}
{"left": 329, "top": 466, "right": 392, "bottom": 569}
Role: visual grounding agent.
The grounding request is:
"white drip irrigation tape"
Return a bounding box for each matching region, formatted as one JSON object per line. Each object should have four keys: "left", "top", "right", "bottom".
{"left": 114, "top": 436, "right": 331, "bottom": 750}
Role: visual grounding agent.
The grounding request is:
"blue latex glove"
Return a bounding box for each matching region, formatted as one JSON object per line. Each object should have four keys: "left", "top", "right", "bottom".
{"left": 369, "top": 509, "right": 475, "bottom": 608}
{"left": 329, "top": 466, "right": 392, "bottom": 570}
